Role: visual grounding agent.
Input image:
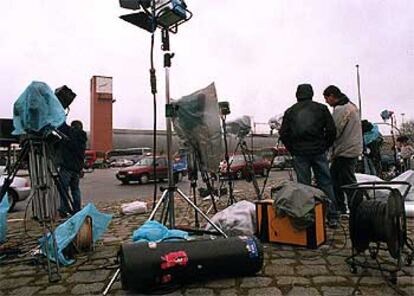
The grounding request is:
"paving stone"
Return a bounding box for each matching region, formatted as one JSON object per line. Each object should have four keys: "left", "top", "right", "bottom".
{"left": 9, "top": 286, "right": 41, "bottom": 296}
{"left": 9, "top": 269, "right": 38, "bottom": 276}
{"left": 321, "top": 286, "right": 355, "bottom": 296}
{"left": 358, "top": 276, "right": 386, "bottom": 285}
{"left": 397, "top": 276, "right": 414, "bottom": 285}
{"left": 401, "top": 286, "right": 414, "bottom": 295}
{"left": 357, "top": 286, "right": 398, "bottom": 296}
{"left": 71, "top": 282, "right": 105, "bottom": 295}
{"left": 205, "top": 278, "right": 236, "bottom": 288}
{"left": 219, "top": 288, "right": 239, "bottom": 296}
{"left": 286, "top": 287, "right": 321, "bottom": 296}
{"left": 184, "top": 288, "right": 215, "bottom": 296}
{"left": 270, "top": 258, "right": 297, "bottom": 265}
{"left": 296, "top": 265, "right": 329, "bottom": 276}
{"left": 247, "top": 287, "right": 282, "bottom": 296}
{"left": 0, "top": 277, "right": 34, "bottom": 289}
{"left": 39, "top": 285, "right": 68, "bottom": 294}
{"left": 300, "top": 258, "right": 327, "bottom": 265}
{"left": 276, "top": 276, "right": 310, "bottom": 285}
{"left": 67, "top": 269, "right": 111, "bottom": 283}
{"left": 264, "top": 264, "right": 294, "bottom": 276}
{"left": 312, "top": 276, "right": 349, "bottom": 284}
{"left": 240, "top": 277, "right": 273, "bottom": 288}
{"left": 89, "top": 249, "right": 117, "bottom": 260}
{"left": 329, "top": 264, "right": 353, "bottom": 276}
{"left": 326, "top": 256, "right": 346, "bottom": 265}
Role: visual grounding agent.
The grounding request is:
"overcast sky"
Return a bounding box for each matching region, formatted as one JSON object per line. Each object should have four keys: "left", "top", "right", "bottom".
{"left": 0, "top": 0, "right": 413, "bottom": 133}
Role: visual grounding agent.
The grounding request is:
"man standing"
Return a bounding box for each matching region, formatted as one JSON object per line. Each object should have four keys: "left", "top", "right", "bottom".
{"left": 323, "top": 85, "right": 363, "bottom": 214}
{"left": 280, "top": 84, "right": 338, "bottom": 227}
{"left": 58, "top": 120, "right": 87, "bottom": 216}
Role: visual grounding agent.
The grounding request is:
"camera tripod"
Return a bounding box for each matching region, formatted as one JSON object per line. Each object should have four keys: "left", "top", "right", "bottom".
{"left": 218, "top": 137, "right": 263, "bottom": 201}
{"left": 0, "top": 130, "right": 74, "bottom": 282}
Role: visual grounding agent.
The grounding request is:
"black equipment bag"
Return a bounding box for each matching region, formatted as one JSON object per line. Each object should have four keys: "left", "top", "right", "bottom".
{"left": 120, "top": 236, "right": 264, "bottom": 292}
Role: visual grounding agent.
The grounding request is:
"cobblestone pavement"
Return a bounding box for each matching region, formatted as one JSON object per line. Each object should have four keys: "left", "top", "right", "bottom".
{"left": 1, "top": 180, "right": 413, "bottom": 296}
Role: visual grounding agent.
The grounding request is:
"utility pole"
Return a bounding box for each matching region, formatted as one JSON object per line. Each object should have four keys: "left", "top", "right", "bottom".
{"left": 356, "top": 64, "right": 362, "bottom": 118}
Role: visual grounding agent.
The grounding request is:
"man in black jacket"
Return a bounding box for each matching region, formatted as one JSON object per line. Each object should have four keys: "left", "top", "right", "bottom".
{"left": 279, "top": 84, "right": 338, "bottom": 227}
{"left": 57, "top": 120, "right": 87, "bottom": 216}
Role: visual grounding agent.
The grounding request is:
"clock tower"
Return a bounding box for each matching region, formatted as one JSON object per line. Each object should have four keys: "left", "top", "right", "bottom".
{"left": 90, "top": 75, "right": 114, "bottom": 153}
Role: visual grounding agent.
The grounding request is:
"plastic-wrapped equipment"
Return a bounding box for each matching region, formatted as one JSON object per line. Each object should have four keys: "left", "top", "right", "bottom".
{"left": 172, "top": 83, "right": 223, "bottom": 172}
{"left": 12, "top": 81, "right": 66, "bottom": 135}
{"left": 227, "top": 116, "right": 252, "bottom": 139}
{"left": 39, "top": 203, "right": 112, "bottom": 265}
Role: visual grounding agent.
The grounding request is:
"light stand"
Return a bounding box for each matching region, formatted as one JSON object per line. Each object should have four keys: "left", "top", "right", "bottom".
{"left": 148, "top": 28, "right": 225, "bottom": 235}
{"left": 106, "top": 5, "right": 227, "bottom": 295}
{"left": 219, "top": 102, "right": 236, "bottom": 206}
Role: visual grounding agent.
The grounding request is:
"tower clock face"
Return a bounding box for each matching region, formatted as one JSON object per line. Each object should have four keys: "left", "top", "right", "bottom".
{"left": 96, "top": 76, "right": 112, "bottom": 94}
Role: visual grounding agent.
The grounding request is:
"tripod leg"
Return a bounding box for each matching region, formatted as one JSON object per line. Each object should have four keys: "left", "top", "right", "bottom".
{"left": 176, "top": 188, "right": 227, "bottom": 237}
{"left": 148, "top": 189, "right": 169, "bottom": 221}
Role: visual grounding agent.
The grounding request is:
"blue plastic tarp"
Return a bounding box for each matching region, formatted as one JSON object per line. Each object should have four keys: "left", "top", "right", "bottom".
{"left": 0, "top": 193, "right": 9, "bottom": 243}
{"left": 132, "top": 220, "right": 188, "bottom": 243}
{"left": 13, "top": 81, "right": 66, "bottom": 135}
{"left": 39, "top": 203, "right": 112, "bottom": 266}
{"left": 363, "top": 123, "right": 381, "bottom": 145}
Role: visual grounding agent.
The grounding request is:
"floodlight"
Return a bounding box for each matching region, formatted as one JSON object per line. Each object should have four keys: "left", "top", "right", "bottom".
{"left": 119, "top": 0, "right": 192, "bottom": 32}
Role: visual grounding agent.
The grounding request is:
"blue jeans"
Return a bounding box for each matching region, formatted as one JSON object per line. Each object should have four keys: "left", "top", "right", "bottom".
{"left": 59, "top": 167, "right": 82, "bottom": 214}
{"left": 293, "top": 153, "right": 338, "bottom": 220}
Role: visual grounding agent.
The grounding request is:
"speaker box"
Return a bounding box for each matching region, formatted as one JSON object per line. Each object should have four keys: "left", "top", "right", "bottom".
{"left": 120, "top": 236, "right": 263, "bottom": 292}
{"left": 255, "top": 200, "right": 326, "bottom": 249}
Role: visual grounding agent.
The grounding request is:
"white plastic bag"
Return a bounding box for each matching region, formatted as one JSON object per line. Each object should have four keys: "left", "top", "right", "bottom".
{"left": 121, "top": 201, "right": 148, "bottom": 215}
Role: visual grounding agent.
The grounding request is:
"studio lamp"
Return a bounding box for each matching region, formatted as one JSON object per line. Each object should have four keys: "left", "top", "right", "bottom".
{"left": 119, "top": 0, "right": 191, "bottom": 33}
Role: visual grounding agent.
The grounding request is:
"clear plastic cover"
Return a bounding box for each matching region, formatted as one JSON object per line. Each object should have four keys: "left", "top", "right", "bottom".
{"left": 173, "top": 83, "right": 223, "bottom": 172}
{"left": 227, "top": 115, "right": 252, "bottom": 139}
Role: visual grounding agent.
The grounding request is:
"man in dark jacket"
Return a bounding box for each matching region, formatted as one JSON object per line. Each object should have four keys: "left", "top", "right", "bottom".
{"left": 57, "top": 120, "right": 87, "bottom": 215}
{"left": 279, "top": 84, "right": 338, "bottom": 227}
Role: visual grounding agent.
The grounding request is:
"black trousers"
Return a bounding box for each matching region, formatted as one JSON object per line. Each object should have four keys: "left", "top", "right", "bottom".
{"left": 330, "top": 156, "right": 358, "bottom": 212}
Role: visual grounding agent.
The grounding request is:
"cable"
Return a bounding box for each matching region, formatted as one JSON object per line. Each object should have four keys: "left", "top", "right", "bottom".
{"left": 150, "top": 30, "right": 158, "bottom": 211}
{"left": 149, "top": 0, "right": 158, "bottom": 211}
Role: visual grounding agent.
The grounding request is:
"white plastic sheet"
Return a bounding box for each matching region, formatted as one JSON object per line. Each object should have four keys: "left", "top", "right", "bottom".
{"left": 205, "top": 200, "right": 256, "bottom": 236}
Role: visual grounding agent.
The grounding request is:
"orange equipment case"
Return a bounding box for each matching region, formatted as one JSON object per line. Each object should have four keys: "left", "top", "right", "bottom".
{"left": 255, "top": 199, "right": 326, "bottom": 249}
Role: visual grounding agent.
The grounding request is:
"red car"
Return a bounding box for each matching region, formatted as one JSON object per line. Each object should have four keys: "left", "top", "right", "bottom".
{"left": 116, "top": 156, "right": 168, "bottom": 185}
{"left": 116, "top": 155, "right": 188, "bottom": 185}
{"left": 219, "top": 154, "right": 271, "bottom": 179}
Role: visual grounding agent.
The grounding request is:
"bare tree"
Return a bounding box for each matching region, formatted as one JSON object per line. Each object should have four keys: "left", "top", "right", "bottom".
{"left": 401, "top": 120, "right": 414, "bottom": 141}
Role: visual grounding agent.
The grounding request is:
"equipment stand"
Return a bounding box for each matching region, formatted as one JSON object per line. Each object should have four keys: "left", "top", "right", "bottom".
{"left": 147, "top": 29, "right": 225, "bottom": 236}
{"left": 238, "top": 139, "right": 262, "bottom": 200}
{"left": 221, "top": 114, "right": 236, "bottom": 206}
{"left": 0, "top": 133, "right": 73, "bottom": 282}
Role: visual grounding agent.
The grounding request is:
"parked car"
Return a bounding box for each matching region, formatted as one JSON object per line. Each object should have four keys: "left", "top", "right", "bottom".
{"left": 219, "top": 154, "right": 271, "bottom": 179}
{"left": 272, "top": 155, "right": 293, "bottom": 170}
{"left": 0, "top": 166, "right": 31, "bottom": 212}
{"left": 116, "top": 155, "right": 187, "bottom": 185}
{"left": 111, "top": 159, "right": 134, "bottom": 168}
